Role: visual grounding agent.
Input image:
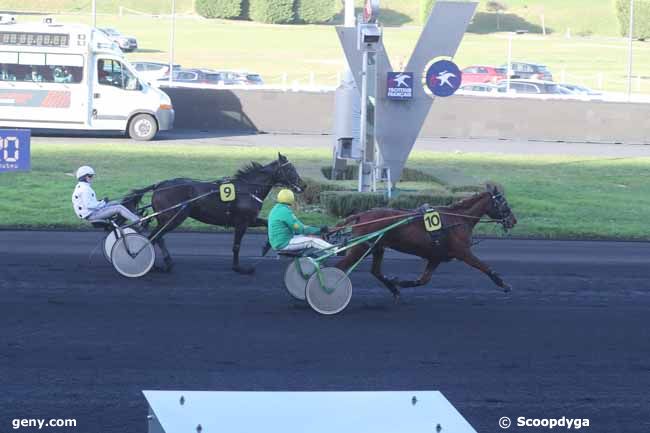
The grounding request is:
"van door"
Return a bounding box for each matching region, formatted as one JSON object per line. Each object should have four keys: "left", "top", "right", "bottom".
{"left": 90, "top": 57, "right": 143, "bottom": 130}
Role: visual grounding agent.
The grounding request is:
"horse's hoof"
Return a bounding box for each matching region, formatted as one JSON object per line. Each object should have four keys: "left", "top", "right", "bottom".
{"left": 502, "top": 284, "right": 512, "bottom": 293}
{"left": 233, "top": 266, "right": 255, "bottom": 275}
{"left": 393, "top": 293, "right": 401, "bottom": 303}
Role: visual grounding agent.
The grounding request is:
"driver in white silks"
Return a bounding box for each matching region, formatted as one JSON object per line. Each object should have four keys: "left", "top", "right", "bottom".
{"left": 71, "top": 166, "right": 140, "bottom": 225}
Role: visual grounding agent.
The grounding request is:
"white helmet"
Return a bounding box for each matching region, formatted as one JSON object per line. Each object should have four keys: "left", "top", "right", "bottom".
{"left": 76, "top": 165, "right": 95, "bottom": 180}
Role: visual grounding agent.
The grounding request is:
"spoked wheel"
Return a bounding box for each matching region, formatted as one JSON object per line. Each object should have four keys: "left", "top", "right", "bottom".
{"left": 284, "top": 258, "right": 316, "bottom": 301}
{"left": 111, "top": 233, "right": 155, "bottom": 278}
{"left": 306, "top": 267, "right": 352, "bottom": 315}
{"left": 103, "top": 228, "right": 137, "bottom": 263}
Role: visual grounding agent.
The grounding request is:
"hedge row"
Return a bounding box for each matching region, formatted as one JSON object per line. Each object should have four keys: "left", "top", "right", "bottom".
{"left": 615, "top": 0, "right": 650, "bottom": 40}
{"left": 320, "top": 190, "right": 470, "bottom": 217}
{"left": 196, "top": 0, "right": 338, "bottom": 24}
{"left": 321, "top": 166, "right": 443, "bottom": 183}
{"left": 195, "top": 0, "right": 241, "bottom": 18}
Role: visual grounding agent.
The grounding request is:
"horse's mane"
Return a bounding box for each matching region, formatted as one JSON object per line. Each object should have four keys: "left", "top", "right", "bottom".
{"left": 234, "top": 161, "right": 268, "bottom": 179}
{"left": 445, "top": 191, "right": 488, "bottom": 211}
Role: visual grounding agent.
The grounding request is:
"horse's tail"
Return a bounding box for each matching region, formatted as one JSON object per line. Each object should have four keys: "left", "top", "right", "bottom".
{"left": 122, "top": 183, "right": 158, "bottom": 211}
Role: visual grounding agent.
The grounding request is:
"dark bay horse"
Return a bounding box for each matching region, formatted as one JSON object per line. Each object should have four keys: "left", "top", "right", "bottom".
{"left": 334, "top": 183, "right": 517, "bottom": 299}
{"left": 124, "top": 153, "right": 304, "bottom": 274}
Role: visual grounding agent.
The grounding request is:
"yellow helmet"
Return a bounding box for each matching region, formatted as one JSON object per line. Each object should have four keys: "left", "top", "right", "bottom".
{"left": 277, "top": 189, "right": 295, "bottom": 205}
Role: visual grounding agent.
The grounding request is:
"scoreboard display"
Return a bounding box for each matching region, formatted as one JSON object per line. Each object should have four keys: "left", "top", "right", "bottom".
{"left": 0, "top": 129, "right": 31, "bottom": 172}
{"left": 0, "top": 32, "right": 70, "bottom": 48}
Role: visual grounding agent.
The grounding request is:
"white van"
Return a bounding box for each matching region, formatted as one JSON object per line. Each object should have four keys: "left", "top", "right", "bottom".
{"left": 0, "top": 19, "right": 174, "bottom": 140}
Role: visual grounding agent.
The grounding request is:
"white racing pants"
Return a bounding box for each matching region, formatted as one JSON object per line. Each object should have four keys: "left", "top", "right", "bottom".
{"left": 87, "top": 202, "right": 139, "bottom": 224}
{"left": 280, "top": 235, "right": 333, "bottom": 251}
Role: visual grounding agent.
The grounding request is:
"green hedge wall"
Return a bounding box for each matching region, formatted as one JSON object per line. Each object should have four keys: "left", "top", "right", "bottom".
{"left": 295, "top": 0, "right": 338, "bottom": 23}
{"left": 196, "top": 0, "right": 242, "bottom": 19}
{"left": 249, "top": 0, "right": 295, "bottom": 23}
{"left": 320, "top": 190, "right": 468, "bottom": 217}
{"left": 615, "top": 0, "right": 650, "bottom": 40}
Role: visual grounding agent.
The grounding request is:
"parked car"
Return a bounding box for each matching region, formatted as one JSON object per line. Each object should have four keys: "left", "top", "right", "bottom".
{"left": 461, "top": 66, "right": 506, "bottom": 84}
{"left": 158, "top": 68, "right": 226, "bottom": 85}
{"left": 559, "top": 83, "right": 603, "bottom": 96}
{"left": 496, "top": 79, "right": 564, "bottom": 94}
{"left": 458, "top": 83, "right": 500, "bottom": 93}
{"left": 233, "top": 72, "right": 264, "bottom": 85}
{"left": 500, "top": 62, "right": 553, "bottom": 81}
{"left": 99, "top": 28, "right": 138, "bottom": 52}
{"left": 132, "top": 62, "right": 181, "bottom": 82}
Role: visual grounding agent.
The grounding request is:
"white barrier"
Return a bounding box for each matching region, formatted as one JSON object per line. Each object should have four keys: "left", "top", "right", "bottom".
{"left": 143, "top": 390, "right": 477, "bottom": 433}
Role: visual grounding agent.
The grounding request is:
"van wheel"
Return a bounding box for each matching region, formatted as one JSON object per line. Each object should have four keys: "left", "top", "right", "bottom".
{"left": 128, "top": 114, "right": 157, "bottom": 141}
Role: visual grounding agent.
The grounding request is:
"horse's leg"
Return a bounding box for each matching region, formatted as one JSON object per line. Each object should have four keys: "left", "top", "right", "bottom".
{"left": 156, "top": 236, "right": 173, "bottom": 272}
{"left": 250, "top": 217, "right": 267, "bottom": 227}
{"left": 149, "top": 207, "right": 190, "bottom": 273}
{"left": 395, "top": 259, "right": 439, "bottom": 288}
{"left": 232, "top": 223, "right": 254, "bottom": 275}
{"left": 456, "top": 250, "right": 511, "bottom": 292}
{"left": 370, "top": 246, "right": 401, "bottom": 300}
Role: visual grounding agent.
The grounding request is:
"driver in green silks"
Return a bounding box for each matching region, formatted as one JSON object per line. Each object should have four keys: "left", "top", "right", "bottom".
{"left": 268, "top": 189, "right": 332, "bottom": 251}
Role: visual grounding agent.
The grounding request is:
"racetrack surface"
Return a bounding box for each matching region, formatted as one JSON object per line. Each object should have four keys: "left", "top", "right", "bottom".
{"left": 1, "top": 231, "right": 649, "bottom": 433}
{"left": 32, "top": 131, "right": 650, "bottom": 158}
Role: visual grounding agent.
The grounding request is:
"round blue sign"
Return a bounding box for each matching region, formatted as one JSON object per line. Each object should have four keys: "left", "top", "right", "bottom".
{"left": 425, "top": 60, "right": 462, "bottom": 97}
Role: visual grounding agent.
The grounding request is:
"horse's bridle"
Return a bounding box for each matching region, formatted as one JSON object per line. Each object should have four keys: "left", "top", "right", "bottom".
{"left": 275, "top": 160, "right": 303, "bottom": 192}
{"left": 490, "top": 192, "right": 514, "bottom": 229}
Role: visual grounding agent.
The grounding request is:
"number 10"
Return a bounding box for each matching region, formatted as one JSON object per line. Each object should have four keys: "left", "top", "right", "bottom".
{"left": 2, "top": 137, "right": 20, "bottom": 163}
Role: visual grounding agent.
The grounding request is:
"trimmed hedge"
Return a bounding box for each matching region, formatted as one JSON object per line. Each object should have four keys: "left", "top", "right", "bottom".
{"left": 196, "top": 0, "right": 242, "bottom": 19}
{"left": 320, "top": 190, "right": 468, "bottom": 217}
{"left": 321, "top": 166, "right": 442, "bottom": 183}
{"left": 298, "top": 178, "right": 347, "bottom": 205}
{"left": 420, "top": 0, "right": 435, "bottom": 24}
{"left": 615, "top": 0, "right": 650, "bottom": 40}
{"left": 249, "top": 0, "right": 295, "bottom": 23}
{"left": 320, "top": 191, "right": 386, "bottom": 217}
{"left": 295, "top": 0, "right": 338, "bottom": 23}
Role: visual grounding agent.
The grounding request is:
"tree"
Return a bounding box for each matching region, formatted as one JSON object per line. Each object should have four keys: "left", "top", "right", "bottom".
{"left": 249, "top": 0, "right": 295, "bottom": 24}
{"left": 615, "top": 0, "right": 650, "bottom": 40}
{"left": 196, "top": 0, "right": 242, "bottom": 19}
{"left": 486, "top": 1, "right": 507, "bottom": 30}
{"left": 295, "top": 0, "right": 338, "bottom": 24}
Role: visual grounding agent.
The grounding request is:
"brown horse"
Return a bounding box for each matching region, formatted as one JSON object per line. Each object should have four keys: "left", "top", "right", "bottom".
{"left": 333, "top": 183, "right": 517, "bottom": 299}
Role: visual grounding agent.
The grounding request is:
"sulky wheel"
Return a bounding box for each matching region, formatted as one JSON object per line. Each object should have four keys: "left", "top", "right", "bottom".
{"left": 110, "top": 233, "right": 155, "bottom": 278}
{"left": 103, "top": 228, "right": 137, "bottom": 264}
{"left": 284, "top": 258, "right": 317, "bottom": 301}
{"left": 305, "top": 267, "right": 352, "bottom": 315}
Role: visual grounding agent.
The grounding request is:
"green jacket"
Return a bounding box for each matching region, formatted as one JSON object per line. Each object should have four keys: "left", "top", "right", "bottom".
{"left": 268, "top": 203, "right": 320, "bottom": 250}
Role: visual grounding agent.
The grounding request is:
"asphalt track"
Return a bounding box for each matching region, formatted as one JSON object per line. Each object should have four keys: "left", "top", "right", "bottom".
{"left": 1, "top": 231, "right": 650, "bottom": 433}
{"left": 32, "top": 131, "right": 650, "bottom": 158}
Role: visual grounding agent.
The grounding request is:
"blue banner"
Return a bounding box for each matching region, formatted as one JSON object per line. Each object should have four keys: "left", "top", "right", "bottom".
{"left": 0, "top": 129, "right": 31, "bottom": 172}
{"left": 387, "top": 72, "right": 414, "bottom": 100}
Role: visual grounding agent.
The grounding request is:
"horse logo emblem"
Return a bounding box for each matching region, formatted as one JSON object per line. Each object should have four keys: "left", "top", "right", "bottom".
{"left": 425, "top": 60, "right": 462, "bottom": 97}
{"left": 387, "top": 72, "right": 414, "bottom": 100}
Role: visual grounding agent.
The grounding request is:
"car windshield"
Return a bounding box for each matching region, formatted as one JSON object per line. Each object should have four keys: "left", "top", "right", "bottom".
{"left": 246, "top": 74, "right": 262, "bottom": 81}
{"left": 103, "top": 29, "right": 120, "bottom": 36}
{"left": 544, "top": 84, "right": 561, "bottom": 93}
{"left": 205, "top": 73, "right": 222, "bottom": 82}
{"left": 495, "top": 68, "right": 507, "bottom": 74}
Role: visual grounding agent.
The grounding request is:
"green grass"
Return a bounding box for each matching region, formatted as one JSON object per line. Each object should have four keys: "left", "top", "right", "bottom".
{"left": 2, "top": 142, "right": 650, "bottom": 240}
{"left": 4, "top": 0, "right": 620, "bottom": 35}
{"left": 12, "top": 12, "right": 650, "bottom": 94}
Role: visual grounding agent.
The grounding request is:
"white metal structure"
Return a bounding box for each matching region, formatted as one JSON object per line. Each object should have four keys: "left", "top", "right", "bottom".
{"left": 143, "top": 390, "right": 477, "bottom": 433}
{"left": 0, "top": 20, "right": 174, "bottom": 140}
